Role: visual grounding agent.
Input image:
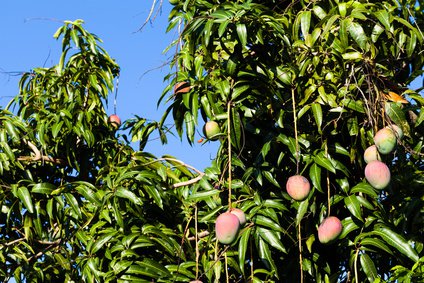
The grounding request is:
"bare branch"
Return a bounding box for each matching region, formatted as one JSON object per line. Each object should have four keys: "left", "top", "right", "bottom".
{"left": 136, "top": 0, "right": 164, "bottom": 33}
{"left": 17, "top": 140, "right": 67, "bottom": 165}
{"left": 132, "top": 156, "right": 205, "bottom": 188}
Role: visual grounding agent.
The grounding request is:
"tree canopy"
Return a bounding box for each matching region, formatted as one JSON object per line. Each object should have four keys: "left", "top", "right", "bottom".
{"left": 1, "top": 0, "right": 424, "bottom": 282}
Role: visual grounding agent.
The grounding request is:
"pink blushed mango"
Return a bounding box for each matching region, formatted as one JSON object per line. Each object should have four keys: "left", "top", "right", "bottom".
{"left": 318, "top": 216, "right": 343, "bottom": 244}
{"left": 364, "top": 145, "right": 381, "bottom": 164}
{"left": 230, "top": 208, "right": 246, "bottom": 226}
{"left": 365, "top": 160, "right": 391, "bottom": 189}
{"left": 215, "top": 212, "right": 240, "bottom": 244}
{"left": 286, "top": 175, "right": 311, "bottom": 201}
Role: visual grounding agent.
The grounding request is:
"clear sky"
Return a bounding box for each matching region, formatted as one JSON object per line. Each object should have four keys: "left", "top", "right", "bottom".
{"left": 0, "top": 0, "right": 219, "bottom": 171}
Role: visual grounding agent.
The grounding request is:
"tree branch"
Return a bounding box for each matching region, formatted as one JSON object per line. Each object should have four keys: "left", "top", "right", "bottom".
{"left": 17, "top": 140, "right": 67, "bottom": 165}
{"left": 134, "top": 156, "right": 205, "bottom": 188}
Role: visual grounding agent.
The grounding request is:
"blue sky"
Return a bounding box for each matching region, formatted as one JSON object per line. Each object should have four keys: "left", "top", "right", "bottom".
{"left": 0, "top": 0, "right": 219, "bottom": 171}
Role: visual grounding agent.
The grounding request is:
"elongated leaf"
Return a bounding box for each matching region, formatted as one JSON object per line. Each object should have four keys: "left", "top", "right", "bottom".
{"left": 144, "top": 185, "right": 163, "bottom": 209}
{"left": 311, "top": 103, "right": 322, "bottom": 133}
{"left": 254, "top": 215, "right": 284, "bottom": 233}
{"left": 17, "top": 186, "right": 34, "bottom": 214}
{"left": 230, "top": 108, "right": 242, "bottom": 150}
{"left": 236, "top": 23, "right": 247, "bottom": 47}
{"left": 31, "top": 182, "right": 57, "bottom": 194}
{"left": 342, "top": 98, "right": 365, "bottom": 113}
{"left": 309, "top": 163, "right": 322, "bottom": 192}
{"left": 344, "top": 195, "right": 363, "bottom": 221}
{"left": 90, "top": 232, "right": 116, "bottom": 254}
{"left": 375, "top": 226, "right": 419, "bottom": 262}
{"left": 258, "top": 237, "right": 279, "bottom": 278}
{"left": 384, "top": 102, "right": 410, "bottom": 136}
{"left": 314, "top": 152, "right": 336, "bottom": 173}
{"left": 137, "top": 258, "right": 171, "bottom": 277}
{"left": 262, "top": 171, "right": 280, "bottom": 188}
{"left": 258, "top": 227, "right": 286, "bottom": 253}
{"left": 360, "top": 253, "right": 378, "bottom": 282}
{"left": 360, "top": 237, "right": 393, "bottom": 255}
{"left": 75, "top": 183, "right": 101, "bottom": 206}
{"left": 296, "top": 199, "right": 309, "bottom": 225}
{"left": 348, "top": 21, "right": 368, "bottom": 49}
{"left": 350, "top": 182, "right": 378, "bottom": 198}
{"left": 313, "top": 5, "right": 327, "bottom": 20}
{"left": 300, "top": 11, "right": 311, "bottom": 36}
{"left": 64, "top": 193, "right": 82, "bottom": 219}
{"left": 375, "top": 10, "right": 391, "bottom": 31}
{"left": 339, "top": 217, "right": 360, "bottom": 239}
{"left": 186, "top": 189, "right": 220, "bottom": 201}
{"left": 116, "top": 187, "right": 142, "bottom": 206}
{"left": 238, "top": 227, "right": 251, "bottom": 275}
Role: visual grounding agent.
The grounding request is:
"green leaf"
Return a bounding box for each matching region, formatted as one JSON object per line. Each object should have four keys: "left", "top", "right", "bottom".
{"left": 230, "top": 108, "right": 242, "bottom": 150}
{"left": 342, "top": 98, "right": 365, "bottom": 113}
{"left": 236, "top": 23, "right": 247, "bottom": 47}
{"left": 137, "top": 258, "right": 171, "bottom": 277}
{"left": 375, "top": 10, "right": 391, "bottom": 31}
{"left": 258, "top": 237, "right": 279, "bottom": 278}
{"left": 384, "top": 102, "right": 410, "bottom": 136}
{"left": 262, "top": 171, "right": 280, "bottom": 188}
{"left": 311, "top": 103, "right": 323, "bottom": 133}
{"left": 238, "top": 227, "right": 251, "bottom": 275}
{"left": 76, "top": 184, "right": 101, "bottom": 206}
{"left": 344, "top": 195, "right": 363, "bottom": 221}
{"left": 322, "top": 15, "right": 340, "bottom": 38}
{"left": 296, "top": 199, "right": 309, "bottom": 225}
{"left": 184, "top": 112, "right": 195, "bottom": 144}
{"left": 375, "top": 226, "right": 419, "bottom": 262}
{"left": 313, "top": 5, "right": 327, "bottom": 20}
{"left": 371, "top": 24, "right": 385, "bottom": 43}
{"left": 360, "top": 253, "right": 378, "bottom": 282}
{"left": 17, "top": 186, "right": 34, "bottom": 214}
{"left": 258, "top": 227, "right": 286, "bottom": 253}
{"left": 348, "top": 21, "right": 368, "bottom": 49}
{"left": 300, "top": 11, "right": 311, "bottom": 36}
{"left": 4, "top": 120, "right": 20, "bottom": 143}
{"left": 360, "top": 237, "right": 393, "bottom": 255}
{"left": 64, "top": 193, "right": 82, "bottom": 219}
{"left": 115, "top": 187, "right": 143, "bottom": 206}
{"left": 144, "top": 185, "right": 163, "bottom": 209}
{"left": 254, "top": 215, "right": 284, "bottom": 233}
{"left": 186, "top": 189, "right": 220, "bottom": 201}
{"left": 309, "top": 163, "right": 322, "bottom": 192}
{"left": 314, "top": 151, "right": 336, "bottom": 173}
{"left": 350, "top": 182, "right": 377, "bottom": 198}
{"left": 339, "top": 217, "right": 360, "bottom": 239}
{"left": 31, "top": 182, "right": 57, "bottom": 194}
{"left": 90, "top": 232, "right": 116, "bottom": 254}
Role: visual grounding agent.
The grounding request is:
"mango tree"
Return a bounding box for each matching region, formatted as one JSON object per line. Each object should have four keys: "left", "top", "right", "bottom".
{"left": 1, "top": 0, "right": 424, "bottom": 281}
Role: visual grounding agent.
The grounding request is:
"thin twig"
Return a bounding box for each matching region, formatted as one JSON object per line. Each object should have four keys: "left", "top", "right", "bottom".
{"left": 325, "top": 143, "right": 331, "bottom": 217}
{"left": 135, "top": 0, "right": 164, "bottom": 33}
{"left": 298, "top": 223, "right": 303, "bottom": 283}
{"left": 292, "top": 88, "right": 300, "bottom": 174}
{"left": 227, "top": 102, "right": 232, "bottom": 209}
{"left": 134, "top": 157, "right": 205, "bottom": 188}
{"left": 354, "top": 248, "right": 360, "bottom": 283}
{"left": 194, "top": 205, "right": 200, "bottom": 279}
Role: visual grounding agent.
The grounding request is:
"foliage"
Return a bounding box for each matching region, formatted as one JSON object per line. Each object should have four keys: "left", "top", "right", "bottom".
{"left": 0, "top": 0, "right": 423, "bottom": 281}
{"left": 161, "top": 0, "right": 424, "bottom": 282}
